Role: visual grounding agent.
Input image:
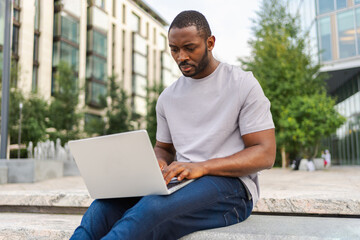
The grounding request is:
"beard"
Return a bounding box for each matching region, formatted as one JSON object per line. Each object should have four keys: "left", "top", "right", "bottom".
{"left": 178, "top": 47, "right": 210, "bottom": 78}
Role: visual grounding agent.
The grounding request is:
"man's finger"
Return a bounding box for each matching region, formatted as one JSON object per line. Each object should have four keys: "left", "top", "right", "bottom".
{"left": 177, "top": 169, "right": 190, "bottom": 181}
{"left": 163, "top": 164, "right": 185, "bottom": 184}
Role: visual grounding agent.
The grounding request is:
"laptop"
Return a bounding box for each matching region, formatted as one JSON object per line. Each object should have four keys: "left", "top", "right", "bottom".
{"left": 68, "top": 130, "right": 193, "bottom": 199}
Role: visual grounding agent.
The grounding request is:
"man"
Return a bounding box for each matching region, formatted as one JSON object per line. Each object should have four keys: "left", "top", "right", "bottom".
{"left": 71, "top": 10, "right": 276, "bottom": 240}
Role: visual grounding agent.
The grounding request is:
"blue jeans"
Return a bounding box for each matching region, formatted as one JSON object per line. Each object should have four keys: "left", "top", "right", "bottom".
{"left": 70, "top": 176, "right": 253, "bottom": 240}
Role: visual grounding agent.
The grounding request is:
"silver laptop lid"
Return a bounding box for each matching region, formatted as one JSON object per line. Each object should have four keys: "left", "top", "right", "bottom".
{"left": 68, "top": 130, "right": 169, "bottom": 199}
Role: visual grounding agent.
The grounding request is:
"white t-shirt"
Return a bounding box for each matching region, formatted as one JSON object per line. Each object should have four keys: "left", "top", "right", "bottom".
{"left": 156, "top": 62, "right": 275, "bottom": 205}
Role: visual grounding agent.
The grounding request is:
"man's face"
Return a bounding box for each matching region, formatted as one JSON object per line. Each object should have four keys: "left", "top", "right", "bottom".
{"left": 168, "top": 26, "right": 211, "bottom": 79}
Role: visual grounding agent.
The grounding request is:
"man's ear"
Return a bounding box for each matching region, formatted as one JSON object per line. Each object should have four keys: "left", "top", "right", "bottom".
{"left": 207, "top": 36, "right": 215, "bottom": 51}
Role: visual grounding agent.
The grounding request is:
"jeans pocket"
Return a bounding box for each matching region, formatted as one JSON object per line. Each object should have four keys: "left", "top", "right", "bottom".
{"left": 223, "top": 199, "right": 249, "bottom": 226}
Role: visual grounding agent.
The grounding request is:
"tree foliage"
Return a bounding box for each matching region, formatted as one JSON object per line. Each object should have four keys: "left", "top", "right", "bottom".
{"left": 240, "top": 0, "right": 345, "bottom": 162}
{"left": 9, "top": 91, "right": 48, "bottom": 146}
{"left": 48, "top": 61, "right": 81, "bottom": 143}
{"left": 279, "top": 93, "right": 345, "bottom": 158}
{"left": 105, "top": 74, "right": 133, "bottom": 134}
{"left": 1, "top": 61, "right": 48, "bottom": 148}
{"left": 146, "top": 82, "right": 165, "bottom": 146}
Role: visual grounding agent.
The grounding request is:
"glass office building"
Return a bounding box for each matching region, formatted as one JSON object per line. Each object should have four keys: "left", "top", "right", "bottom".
{"left": 289, "top": 0, "right": 360, "bottom": 165}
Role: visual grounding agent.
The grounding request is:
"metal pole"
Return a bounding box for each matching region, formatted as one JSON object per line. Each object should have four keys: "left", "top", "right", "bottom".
{"left": 1, "top": 0, "right": 12, "bottom": 159}
{"left": 17, "top": 102, "right": 23, "bottom": 159}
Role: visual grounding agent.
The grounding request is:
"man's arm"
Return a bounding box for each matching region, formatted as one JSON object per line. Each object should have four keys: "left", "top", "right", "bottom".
{"left": 154, "top": 141, "right": 176, "bottom": 170}
{"left": 162, "top": 128, "right": 276, "bottom": 184}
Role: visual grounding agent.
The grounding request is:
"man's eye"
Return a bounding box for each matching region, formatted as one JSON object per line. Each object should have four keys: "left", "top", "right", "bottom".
{"left": 186, "top": 48, "right": 195, "bottom": 52}
{"left": 171, "top": 48, "right": 178, "bottom": 53}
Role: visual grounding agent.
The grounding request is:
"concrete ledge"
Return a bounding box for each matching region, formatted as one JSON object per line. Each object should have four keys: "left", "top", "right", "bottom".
{"left": 255, "top": 197, "right": 360, "bottom": 216}
{"left": 0, "top": 213, "right": 359, "bottom": 240}
{"left": 0, "top": 173, "right": 360, "bottom": 216}
{"left": 0, "top": 159, "right": 63, "bottom": 183}
{"left": 0, "top": 166, "right": 7, "bottom": 184}
{"left": 1, "top": 191, "right": 359, "bottom": 216}
{"left": 1, "top": 189, "right": 359, "bottom": 216}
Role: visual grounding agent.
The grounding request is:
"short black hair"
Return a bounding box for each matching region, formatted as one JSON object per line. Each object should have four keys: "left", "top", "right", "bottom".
{"left": 169, "top": 10, "right": 212, "bottom": 39}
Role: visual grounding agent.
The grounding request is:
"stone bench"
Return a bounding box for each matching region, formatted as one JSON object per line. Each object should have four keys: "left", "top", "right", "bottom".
{"left": 0, "top": 212, "right": 359, "bottom": 240}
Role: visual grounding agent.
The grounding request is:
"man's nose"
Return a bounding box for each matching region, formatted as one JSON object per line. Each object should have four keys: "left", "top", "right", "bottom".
{"left": 178, "top": 49, "right": 189, "bottom": 62}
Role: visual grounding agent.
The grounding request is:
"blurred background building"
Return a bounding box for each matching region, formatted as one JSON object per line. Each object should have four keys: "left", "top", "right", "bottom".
{"left": 289, "top": 0, "right": 360, "bottom": 165}
{"left": 0, "top": 0, "right": 180, "bottom": 127}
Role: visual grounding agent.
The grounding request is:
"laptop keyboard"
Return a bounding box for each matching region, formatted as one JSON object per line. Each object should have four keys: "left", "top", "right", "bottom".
{"left": 167, "top": 178, "right": 190, "bottom": 190}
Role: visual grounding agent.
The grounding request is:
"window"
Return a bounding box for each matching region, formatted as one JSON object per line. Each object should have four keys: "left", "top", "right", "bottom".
{"left": 33, "top": 0, "right": 40, "bottom": 92}
{"left": 32, "top": 65, "right": 38, "bottom": 92}
{"left": 34, "top": 0, "right": 40, "bottom": 31}
{"left": 122, "top": 4, "right": 126, "bottom": 24}
{"left": 318, "top": 0, "right": 335, "bottom": 15}
{"left": 13, "top": 8, "right": 20, "bottom": 23}
{"left": 356, "top": 8, "right": 360, "bottom": 55}
{"left": 33, "top": 34, "right": 40, "bottom": 92}
{"left": 91, "top": 81, "right": 106, "bottom": 103}
{"left": 33, "top": 34, "right": 40, "bottom": 63}
{"left": 86, "top": 81, "right": 107, "bottom": 106}
{"left": 88, "top": 6, "right": 108, "bottom": 31}
{"left": 112, "top": 24, "right": 116, "bottom": 73}
{"left": 84, "top": 113, "right": 104, "bottom": 134}
{"left": 112, "top": 0, "right": 116, "bottom": 17}
{"left": 12, "top": 25, "right": 20, "bottom": 56}
{"left": 93, "top": 0, "right": 105, "bottom": 9}
{"left": 356, "top": 0, "right": 360, "bottom": 5}
{"left": 61, "top": 14, "right": 80, "bottom": 44}
{"left": 53, "top": 41, "right": 79, "bottom": 71}
{"left": 130, "top": 13, "right": 140, "bottom": 33}
{"left": 133, "top": 74, "right": 147, "bottom": 97}
{"left": 87, "top": 29, "right": 107, "bottom": 57}
{"left": 337, "top": 10, "right": 356, "bottom": 59}
{"left": 336, "top": 0, "right": 347, "bottom": 10}
{"left": 86, "top": 55, "right": 107, "bottom": 81}
{"left": 158, "top": 34, "right": 166, "bottom": 51}
{"left": 13, "top": 0, "right": 20, "bottom": 24}
{"left": 153, "top": 28, "right": 156, "bottom": 44}
{"left": 62, "top": 0, "right": 81, "bottom": 17}
{"left": 133, "top": 52, "right": 147, "bottom": 76}
{"left": 132, "top": 33, "right": 148, "bottom": 115}
{"left": 122, "top": 30, "right": 125, "bottom": 78}
{"left": 133, "top": 33, "right": 147, "bottom": 55}
{"left": 318, "top": 16, "right": 332, "bottom": 61}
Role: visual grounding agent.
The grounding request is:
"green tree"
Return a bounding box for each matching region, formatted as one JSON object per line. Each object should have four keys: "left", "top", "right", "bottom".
{"left": 1, "top": 61, "right": 48, "bottom": 157}
{"left": 105, "top": 74, "right": 133, "bottom": 134}
{"left": 279, "top": 93, "right": 345, "bottom": 159}
{"left": 146, "top": 82, "right": 165, "bottom": 146}
{"left": 9, "top": 91, "right": 48, "bottom": 146}
{"left": 84, "top": 114, "right": 106, "bottom": 136}
{"left": 48, "top": 61, "right": 81, "bottom": 143}
{"left": 240, "top": 0, "right": 344, "bottom": 166}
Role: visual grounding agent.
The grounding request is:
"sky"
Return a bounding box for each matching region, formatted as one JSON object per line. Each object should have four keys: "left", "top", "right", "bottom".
{"left": 142, "top": 0, "right": 262, "bottom": 65}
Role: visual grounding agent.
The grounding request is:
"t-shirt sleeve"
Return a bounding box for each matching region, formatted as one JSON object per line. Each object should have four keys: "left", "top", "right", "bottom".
{"left": 239, "top": 73, "right": 275, "bottom": 136}
{"left": 155, "top": 94, "right": 173, "bottom": 143}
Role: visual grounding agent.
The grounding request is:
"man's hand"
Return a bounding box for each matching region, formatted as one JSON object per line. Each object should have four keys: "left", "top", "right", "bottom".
{"left": 162, "top": 162, "right": 206, "bottom": 185}
{"left": 158, "top": 159, "right": 168, "bottom": 171}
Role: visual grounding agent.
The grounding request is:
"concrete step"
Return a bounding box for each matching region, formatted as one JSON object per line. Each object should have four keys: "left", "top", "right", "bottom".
{"left": 0, "top": 213, "right": 359, "bottom": 240}
{"left": 1, "top": 173, "right": 360, "bottom": 216}
{"left": 0, "top": 213, "right": 81, "bottom": 240}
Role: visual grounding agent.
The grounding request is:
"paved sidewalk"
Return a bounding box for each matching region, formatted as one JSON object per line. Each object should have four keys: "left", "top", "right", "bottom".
{"left": 1, "top": 166, "right": 359, "bottom": 215}
{"left": 255, "top": 166, "right": 360, "bottom": 215}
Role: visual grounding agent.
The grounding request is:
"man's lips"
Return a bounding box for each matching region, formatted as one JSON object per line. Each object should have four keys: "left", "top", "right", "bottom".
{"left": 180, "top": 65, "right": 193, "bottom": 72}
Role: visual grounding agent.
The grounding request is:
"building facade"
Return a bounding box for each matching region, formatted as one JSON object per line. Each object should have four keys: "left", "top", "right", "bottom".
{"left": 289, "top": 0, "right": 360, "bottom": 165}
{"left": 0, "top": 0, "right": 180, "bottom": 129}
